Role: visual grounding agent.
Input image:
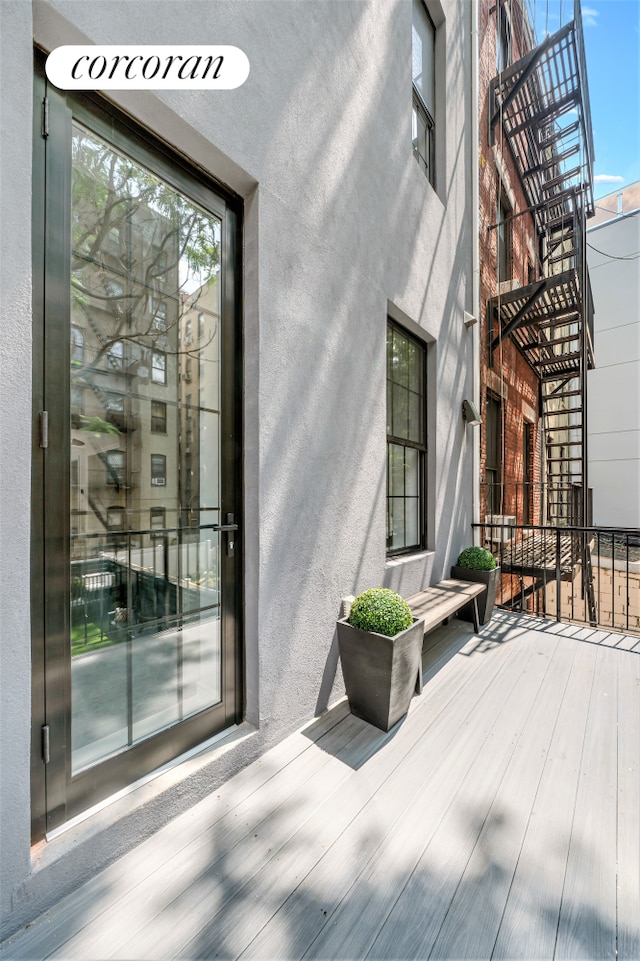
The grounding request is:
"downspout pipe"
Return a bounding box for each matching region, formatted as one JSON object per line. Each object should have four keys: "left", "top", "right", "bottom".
{"left": 471, "top": 0, "right": 481, "bottom": 538}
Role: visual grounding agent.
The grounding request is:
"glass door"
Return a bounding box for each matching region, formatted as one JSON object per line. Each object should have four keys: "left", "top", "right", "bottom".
{"left": 33, "top": 69, "right": 242, "bottom": 836}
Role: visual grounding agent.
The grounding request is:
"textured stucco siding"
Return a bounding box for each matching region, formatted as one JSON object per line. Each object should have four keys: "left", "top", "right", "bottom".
{"left": 0, "top": 0, "right": 473, "bottom": 936}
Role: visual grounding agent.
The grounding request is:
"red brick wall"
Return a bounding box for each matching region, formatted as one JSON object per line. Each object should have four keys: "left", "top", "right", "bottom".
{"left": 478, "top": 0, "right": 542, "bottom": 528}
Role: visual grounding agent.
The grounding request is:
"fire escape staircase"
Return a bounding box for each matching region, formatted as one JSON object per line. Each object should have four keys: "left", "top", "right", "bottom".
{"left": 487, "top": 0, "right": 596, "bottom": 622}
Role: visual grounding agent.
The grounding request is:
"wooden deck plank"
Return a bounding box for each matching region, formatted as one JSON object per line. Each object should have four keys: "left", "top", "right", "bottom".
{"left": 421, "top": 638, "right": 578, "bottom": 961}
{"left": 103, "top": 625, "right": 522, "bottom": 960}
{"left": 238, "top": 635, "right": 559, "bottom": 961}
{"left": 155, "top": 630, "right": 535, "bottom": 960}
{"left": 365, "top": 634, "right": 571, "bottom": 961}
{"left": 2, "top": 702, "right": 354, "bottom": 961}
{"left": 50, "top": 715, "right": 380, "bottom": 961}
{"left": 617, "top": 650, "right": 640, "bottom": 961}
{"left": 2, "top": 614, "right": 636, "bottom": 961}
{"left": 11, "top": 629, "right": 473, "bottom": 961}
{"left": 554, "top": 646, "right": 619, "bottom": 960}
{"left": 490, "top": 637, "right": 597, "bottom": 960}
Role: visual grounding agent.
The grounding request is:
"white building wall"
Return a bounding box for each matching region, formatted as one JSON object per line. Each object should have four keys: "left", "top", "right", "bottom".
{"left": 0, "top": 0, "right": 474, "bottom": 936}
{"left": 587, "top": 209, "right": 640, "bottom": 528}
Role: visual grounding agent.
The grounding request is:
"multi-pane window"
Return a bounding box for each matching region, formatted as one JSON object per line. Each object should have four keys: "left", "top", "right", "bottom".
{"left": 412, "top": 0, "right": 436, "bottom": 186}
{"left": 151, "top": 400, "right": 167, "bottom": 433}
{"left": 496, "top": 192, "right": 512, "bottom": 284}
{"left": 151, "top": 454, "right": 167, "bottom": 486}
{"left": 105, "top": 393, "right": 124, "bottom": 415}
{"left": 523, "top": 421, "right": 532, "bottom": 524}
{"left": 387, "top": 322, "right": 427, "bottom": 554}
{"left": 150, "top": 297, "right": 167, "bottom": 331}
{"left": 151, "top": 350, "right": 166, "bottom": 384}
{"left": 70, "top": 326, "right": 84, "bottom": 366}
{"left": 198, "top": 312, "right": 205, "bottom": 341}
{"left": 105, "top": 392, "right": 125, "bottom": 429}
{"left": 486, "top": 393, "right": 502, "bottom": 514}
{"left": 149, "top": 244, "right": 167, "bottom": 283}
{"left": 106, "top": 339, "right": 123, "bottom": 370}
{"left": 497, "top": 3, "right": 511, "bottom": 74}
{"left": 150, "top": 506, "right": 166, "bottom": 530}
{"left": 105, "top": 449, "right": 125, "bottom": 488}
{"left": 107, "top": 506, "right": 125, "bottom": 531}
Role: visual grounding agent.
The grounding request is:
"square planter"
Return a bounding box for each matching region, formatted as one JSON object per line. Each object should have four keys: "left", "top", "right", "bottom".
{"left": 450, "top": 565, "right": 500, "bottom": 625}
{"left": 336, "top": 617, "right": 424, "bottom": 732}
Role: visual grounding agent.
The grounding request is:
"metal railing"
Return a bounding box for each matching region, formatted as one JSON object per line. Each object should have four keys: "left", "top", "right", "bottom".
{"left": 473, "top": 521, "right": 640, "bottom": 636}
{"left": 480, "top": 481, "right": 591, "bottom": 529}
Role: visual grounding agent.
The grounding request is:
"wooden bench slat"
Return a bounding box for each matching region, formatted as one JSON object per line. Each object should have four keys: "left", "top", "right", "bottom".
{"left": 407, "top": 578, "right": 487, "bottom": 636}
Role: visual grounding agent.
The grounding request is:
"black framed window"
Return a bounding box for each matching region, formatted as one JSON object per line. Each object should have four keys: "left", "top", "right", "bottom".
{"left": 497, "top": 191, "right": 512, "bottom": 284}
{"left": 497, "top": 3, "right": 511, "bottom": 74}
{"left": 412, "top": 0, "right": 436, "bottom": 186}
{"left": 523, "top": 421, "right": 532, "bottom": 524}
{"left": 486, "top": 393, "right": 502, "bottom": 514}
{"left": 151, "top": 399, "right": 167, "bottom": 433}
{"left": 387, "top": 321, "right": 427, "bottom": 554}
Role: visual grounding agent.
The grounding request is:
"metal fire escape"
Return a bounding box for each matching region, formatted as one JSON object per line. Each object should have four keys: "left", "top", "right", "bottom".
{"left": 487, "top": 0, "right": 595, "bottom": 529}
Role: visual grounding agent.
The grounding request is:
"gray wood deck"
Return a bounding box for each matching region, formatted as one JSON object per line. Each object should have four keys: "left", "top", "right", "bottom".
{"left": 3, "top": 610, "right": 639, "bottom": 961}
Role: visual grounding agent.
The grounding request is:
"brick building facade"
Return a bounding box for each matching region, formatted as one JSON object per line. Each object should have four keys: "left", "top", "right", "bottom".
{"left": 478, "top": 0, "right": 542, "bottom": 530}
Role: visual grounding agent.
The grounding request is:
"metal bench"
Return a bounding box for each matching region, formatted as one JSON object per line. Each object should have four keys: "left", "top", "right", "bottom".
{"left": 406, "top": 578, "right": 487, "bottom": 694}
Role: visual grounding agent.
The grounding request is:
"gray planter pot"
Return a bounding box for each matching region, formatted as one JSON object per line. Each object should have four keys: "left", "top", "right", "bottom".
{"left": 336, "top": 617, "right": 424, "bottom": 732}
{"left": 450, "top": 565, "right": 500, "bottom": 625}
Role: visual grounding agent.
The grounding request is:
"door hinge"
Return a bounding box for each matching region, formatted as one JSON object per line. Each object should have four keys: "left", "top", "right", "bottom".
{"left": 39, "top": 411, "right": 49, "bottom": 448}
{"left": 42, "top": 97, "right": 49, "bottom": 139}
{"left": 42, "top": 725, "right": 50, "bottom": 764}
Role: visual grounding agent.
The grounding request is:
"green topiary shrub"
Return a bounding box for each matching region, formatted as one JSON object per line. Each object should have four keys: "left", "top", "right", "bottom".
{"left": 456, "top": 546, "right": 496, "bottom": 571}
{"left": 348, "top": 587, "right": 413, "bottom": 637}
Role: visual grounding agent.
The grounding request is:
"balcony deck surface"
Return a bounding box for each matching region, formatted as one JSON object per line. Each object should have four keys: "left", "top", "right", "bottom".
{"left": 3, "top": 611, "right": 639, "bottom": 961}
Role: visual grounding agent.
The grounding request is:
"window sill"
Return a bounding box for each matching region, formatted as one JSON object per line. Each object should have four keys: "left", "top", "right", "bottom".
{"left": 385, "top": 550, "right": 434, "bottom": 570}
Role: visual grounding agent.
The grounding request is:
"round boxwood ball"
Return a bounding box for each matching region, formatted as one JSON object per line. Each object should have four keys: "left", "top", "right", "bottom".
{"left": 456, "top": 546, "right": 496, "bottom": 571}
{"left": 348, "top": 587, "right": 413, "bottom": 637}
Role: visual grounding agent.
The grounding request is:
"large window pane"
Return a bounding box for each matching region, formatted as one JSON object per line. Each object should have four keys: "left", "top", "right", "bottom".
{"left": 412, "top": 0, "right": 435, "bottom": 115}
{"left": 386, "top": 322, "right": 427, "bottom": 554}
{"left": 70, "top": 122, "right": 224, "bottom": 773}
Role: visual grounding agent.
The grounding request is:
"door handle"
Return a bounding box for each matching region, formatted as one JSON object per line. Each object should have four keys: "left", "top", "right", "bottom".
{"left": 213, "top": 514, "right": 238, "bottom": 556}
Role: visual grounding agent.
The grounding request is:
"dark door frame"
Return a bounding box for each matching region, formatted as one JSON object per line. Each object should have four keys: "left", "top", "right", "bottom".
{"left": 31, "top": 54, "right": 244, "bottom": 841}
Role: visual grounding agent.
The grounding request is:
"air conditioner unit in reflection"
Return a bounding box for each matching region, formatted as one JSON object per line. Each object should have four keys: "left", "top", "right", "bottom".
{"left": 151, "top": 477, "right": 166, "bottom": 486}
{"left": 498, "top": 279, "right": 521, "bottom": 296}
{"left": 485, "top": 514, "right": 516, "bottom": 545}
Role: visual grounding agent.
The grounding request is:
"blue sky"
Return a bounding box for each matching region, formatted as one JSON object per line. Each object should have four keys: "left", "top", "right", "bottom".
{"left": 533, "top": 0, "right": 640, "bottom": 200}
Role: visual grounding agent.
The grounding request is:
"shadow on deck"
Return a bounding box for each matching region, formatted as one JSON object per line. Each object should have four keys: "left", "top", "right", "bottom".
{"left": 2, "top": 611, "right": 639, "bottom": 960}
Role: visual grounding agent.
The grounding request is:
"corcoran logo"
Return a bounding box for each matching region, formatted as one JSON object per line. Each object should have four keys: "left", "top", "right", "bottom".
{"left": 46, "top": 45, "right": 250, "bottom": 90}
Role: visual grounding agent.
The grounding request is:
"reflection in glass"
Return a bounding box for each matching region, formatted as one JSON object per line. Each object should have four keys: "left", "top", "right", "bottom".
{"left": 69, "top": 123, "right": 223, "bottom": 772}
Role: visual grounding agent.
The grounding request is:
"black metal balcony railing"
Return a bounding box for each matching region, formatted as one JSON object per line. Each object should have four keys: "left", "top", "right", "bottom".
{"left": 481, "top": 480, "right": 590, "bottom": 528}
{"left": 70, "top": 525, "right": 221, "bottom": 656}
{"left": 473, "top": 520, "right": 640, "bottom": 637}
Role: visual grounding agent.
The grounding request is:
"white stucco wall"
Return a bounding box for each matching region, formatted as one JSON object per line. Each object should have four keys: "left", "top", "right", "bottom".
{"left": 0, "top": 0, "right": 473, "bottom": 936}
{"left": 0, "top": 0, "right": 37, "bottom": 935}
{"left": 587, "top": 210, "right": 640, "bottom": 528}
